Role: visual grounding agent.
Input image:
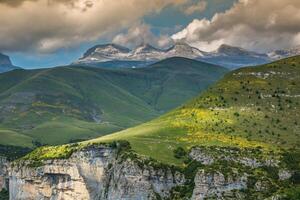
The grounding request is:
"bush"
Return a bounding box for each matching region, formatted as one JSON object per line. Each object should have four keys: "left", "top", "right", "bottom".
{"left": 173, "top": 147, "right": 187, "bottom": 159}
{"left": 0, "top": 189, "right": 9, "bottom": 200}
{"left": 281, "top": 186, "right": 300, "bottom": 200}
{"left": 282, "top": 151, "right": 300, "bottom": 170}
{"left": 291, "top": 171, "right": 300, "bottom": 184}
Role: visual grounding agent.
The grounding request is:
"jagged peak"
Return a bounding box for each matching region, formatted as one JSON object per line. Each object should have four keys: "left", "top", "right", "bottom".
{"left": 83, "top": 43, "right": 131, "bottom": 58}
{"left": 170, "top": 42, "right": 193, "bottom": 48}
{"left": 133, "top": 43, "right": 162, "bottom": 53}
{"left": 167, "top": 42, "right": 199, "bottom": 52}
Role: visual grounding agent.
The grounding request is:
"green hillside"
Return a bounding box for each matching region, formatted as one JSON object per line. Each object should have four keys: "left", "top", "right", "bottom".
{"left": 90, "top": 56, "right": 300, "bottom": 165}
{"left": 0, "top": 57, "right": 227, "bottom": 147}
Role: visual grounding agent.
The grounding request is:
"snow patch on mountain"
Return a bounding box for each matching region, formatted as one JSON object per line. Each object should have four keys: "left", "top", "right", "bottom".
{"left": 74, "top": 43, "right": 300, "bottom": 69}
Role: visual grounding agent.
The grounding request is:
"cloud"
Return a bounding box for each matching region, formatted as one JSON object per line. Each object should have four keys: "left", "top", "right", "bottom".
{"left": 183, "top": 1, "right": 207, "bottom": 15}
{"left": 112, "top": 23, "right": 173, "bottom": 48}
{"left": 0, "top": 0, "right": 89, "bottom": 8}
{"left": 0, "top": 0, "right": 188, "bottom": 53}
{"left": 172, "top": 0, "right": 300, "bottom": 52}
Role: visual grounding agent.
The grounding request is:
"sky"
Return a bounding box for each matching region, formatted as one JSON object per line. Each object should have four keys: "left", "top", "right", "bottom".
{"left": 0, "top": 0, "right": 299, "bottom": 68}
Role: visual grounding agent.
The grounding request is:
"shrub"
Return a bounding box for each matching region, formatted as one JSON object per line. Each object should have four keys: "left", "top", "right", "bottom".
{"left": 0, "top": 189, "right": 9, "bottom": 200}
{"left": 173, "top": 147, "right": 187, "bottom": 159}
{"left": 291, "top": 171, "right": 300, "bottom": 184}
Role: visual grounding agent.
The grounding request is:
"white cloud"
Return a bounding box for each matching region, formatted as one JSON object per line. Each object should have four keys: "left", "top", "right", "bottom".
{"left": 183, "top": 1, "right": 207, "bottom": 15}
{"left": 0, "top": 0, "right": 188, "bottom": 53}
{"left": 172, "top": 0, "right": 300, "bottom": 52}
{"left": 112, "top": 23, "right": 173, "bottom": 48}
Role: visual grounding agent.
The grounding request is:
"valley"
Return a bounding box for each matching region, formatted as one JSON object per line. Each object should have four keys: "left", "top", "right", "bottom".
{"left": 1, "top": 1, "right": 300, "bottom": 199}
{"left": 6, "top": 56, "right": 299, "bottom": 200}
{"left": 0, "top": 57, "right": 227, "bottom": 148}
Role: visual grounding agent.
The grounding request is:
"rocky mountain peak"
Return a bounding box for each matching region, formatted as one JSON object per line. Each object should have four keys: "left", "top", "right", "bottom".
{"left": 0, "top": 53, "right": 12, "bottom": 66}
{"left": 133, "top": 43, "right": 163, "bottom": 54}
{"left": 216, "top": 44, "right": 251, "bottom": 56}
{"left": 167, "top": 42, "right": 205, "bottom": 58}
{"left": 82, "top": 43, "right": 130, "bottom": 58}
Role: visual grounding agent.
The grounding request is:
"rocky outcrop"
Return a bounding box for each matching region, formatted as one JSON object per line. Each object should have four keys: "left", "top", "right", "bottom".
{"left": 9, "top": 146, "right": 185, "bottom": 200}
{"left": 191, "top": 169, "right": 247, "bottom": 200}
{"left": 7, "top": 145, "right": 292, "bottom": 200}
{"left": 189, "top": 147, "right": 279, "bottom": 168}
{"left": 0, "top": 157, "right": 8, "bottom": 191}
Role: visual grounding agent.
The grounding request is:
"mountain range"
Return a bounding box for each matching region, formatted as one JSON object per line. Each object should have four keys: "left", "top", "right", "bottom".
{"left": 75, "top": 43, "right": 300, "bottom": 69}
{"left": 0, "top": 57, "right": 228, "bottom": 147}
{"left": 0, "top": 53, "right": 19, "bottom": 73}
{"left": 1, "top": 44, "right": 300, "bottom": 74}
{"left": 14, "top": 55, "right": 300, "bottom": 200}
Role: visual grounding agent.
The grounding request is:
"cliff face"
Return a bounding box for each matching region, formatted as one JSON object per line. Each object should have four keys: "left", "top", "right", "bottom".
{"left": 191, "top": 169, "right": 247, "bottom": 200}
{"left": 9, "top": 146, "right": 185, "bottom": 200}
{"left": 7, "top": 146, "right": 293, "bottom": 200}
{"left": 0, "top": 157, "right": 8, "bottom": 191}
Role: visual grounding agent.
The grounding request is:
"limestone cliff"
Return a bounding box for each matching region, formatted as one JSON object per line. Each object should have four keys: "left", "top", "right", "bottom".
{"left": 6, "top": 145, "right": 296, "bottom": 200}
{"left": 9, "top": 146, "right": 185, "bottom": 200}
{"left": 0, "top": 157, "right": 8, "bottom": 191}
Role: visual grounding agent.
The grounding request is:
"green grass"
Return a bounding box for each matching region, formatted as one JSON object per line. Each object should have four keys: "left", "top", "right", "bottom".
{"left": 88, "top": 56, "right": 300, "bottom": 165}
{"left": 0, "top": 129, "right": 33, "bottom": 147}
{"left": 0, "top": 57, "right": 227, "bottom": 147}
{"left": 23, "top": 118, "right": 120, "bottom": 145}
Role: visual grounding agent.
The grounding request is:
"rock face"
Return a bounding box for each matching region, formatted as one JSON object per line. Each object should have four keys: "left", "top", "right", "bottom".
{"left": 189, "top": 147, "right": 278, "bottom": 168}
{"left": 0, "top": 157, "right": 8, "bottom": 191}
{"left": 74, "top": 43, "right": 273, "bottom": 69}
{"left": 191, "top": 169, "right": 247, "bottom": 200}
{"left": 7, "top": 146, "right": 291, "bottom": 200}
{"left": 9, "top": 146, "right": 185, "bottom": 200}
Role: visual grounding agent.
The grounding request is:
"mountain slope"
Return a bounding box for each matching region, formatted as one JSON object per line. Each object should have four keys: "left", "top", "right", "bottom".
{"left": 0, "top": 57, "right": 228, "bottom": 147}
{"left": 91, "top": 56, "right": 300, "bottom": 164}
{"left": 0, "top": 53, "right": 20, "bottom": 73}
{"left": 15, "top": 56, "right": 300, "bottom": 200}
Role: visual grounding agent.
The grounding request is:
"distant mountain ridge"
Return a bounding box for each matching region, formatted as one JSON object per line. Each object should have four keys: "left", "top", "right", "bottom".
{"left": 75, "top": 43, "right": 300, "bottom": 69}
{"left": 0, "top": 53, "right": 20, "bottom": 73}
{"left": 268, "top": 45, "right": 300, "bottom": 60}
{"left": 76, "top": 42, "right": 205, "bottom": 64}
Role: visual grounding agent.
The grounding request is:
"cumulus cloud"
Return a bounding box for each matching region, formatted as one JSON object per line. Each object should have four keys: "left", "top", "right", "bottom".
{"left": 183, "top": 1, "right": 207, "bottom": 15}
{"left": 112, "top": 23, "right": 173, "bottom": 48}
{"left": 0, "top": 0, "right": 188, "bottom": 53}
{"left": 172, "top": 0, "right": 300, "bottom": 52}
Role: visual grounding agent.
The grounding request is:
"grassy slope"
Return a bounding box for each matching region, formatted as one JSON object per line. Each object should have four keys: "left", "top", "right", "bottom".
{"left": 90, "top": 56, "right": 300, "bottom": 165}
{"left": 0, "top": 57, "right": 227, "bottom": 147}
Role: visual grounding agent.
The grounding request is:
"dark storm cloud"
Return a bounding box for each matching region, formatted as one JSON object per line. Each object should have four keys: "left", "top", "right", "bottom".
{"left": 0, "top": 0, "right": 189, "bottom": 53}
